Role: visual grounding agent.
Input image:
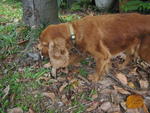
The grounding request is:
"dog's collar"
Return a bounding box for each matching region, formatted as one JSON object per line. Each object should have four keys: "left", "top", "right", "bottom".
{"left": 68, "top": 24, "right": 76, "bottom": 42}
{"left": 68, "top": 23, "right": 84, "bottom": 56}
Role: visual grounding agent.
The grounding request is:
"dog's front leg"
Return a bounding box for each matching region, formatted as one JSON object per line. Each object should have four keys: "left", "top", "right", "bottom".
{"left": 88, "top": 56, "right": 110, "bottom": 82}
{"left": 87, "top": 41, "right": 111, "bottom": 82}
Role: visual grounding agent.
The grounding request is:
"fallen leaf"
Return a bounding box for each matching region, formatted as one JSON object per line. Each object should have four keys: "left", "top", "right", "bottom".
{"left": 7, "top": 107, "right": 23, "bottom": 113}
{"left": 27, "top": 108, "right": 35, "bottom": 113}
{"left": 126, "top": 94, "right": 144, "bottom": 109}
{"left": 2, "top": 85, "right": 10, "bottom": 99}
{"left": 61, "top": 95, "right": 69, "bottom": 104}
{"left": 70, "top": 79, "right": 80, "bottom": 89}
{"left": 87, "top": 102, "right": 99, "bottom": 112}
{"left": 59, "top": 82, "right": 68, "bottom": 92}
{"left": 116, "top": 73, "right": 127, "bottom": 85}
{"left": 100, "top": 102, "right": 111, "bottom": 112}
{"left": 120, "top": 102, "right": 127, "bottom": 111}
{"left": 128, "top": 82, "right": 136, "bottom": 89}
{"left": 113, "top": 86, "right": 130, "bottom": 95}
{"left": 66, "top": 75, "right": 74, "bottom": 81}
{"left": 143, "top": 103, "right": 149, "bottom": 113}
{"left": 92, "top": 93, "right": 98, "bottom": 100}
{"left": 139, "top": 80, "right": 149, "bottom": 89}
{"left": 129, "top": 67, "right": 138, "bottom": 75}
{"left": 43, "top": 63, "right": 51, "bottom": 68}
{"left": 126, "top": 109, "right": 140, "bottom": 113}
{"left": 38, "top": 76, "right": 50, "bottom": 81}
{"left": 42, "top": 92, "right": 55, "bottom": 102}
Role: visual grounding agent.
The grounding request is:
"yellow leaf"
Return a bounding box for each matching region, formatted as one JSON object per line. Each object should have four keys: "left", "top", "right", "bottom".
{"left": 70, "top": 79, "right": 80, "bottom": 89}
{"left": 128, "top": 82, "right": 136, "bottom": 89}
{"left": 126, "top": 94, "right": 144, "bottom": 109}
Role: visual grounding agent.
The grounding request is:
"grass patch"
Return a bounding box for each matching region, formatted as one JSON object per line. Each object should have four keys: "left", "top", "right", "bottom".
{"left": 0, "top": 0, "right": 22, "bottom": 23}
{"left": 0, "top": 67, "right": 49, "bottom": 113}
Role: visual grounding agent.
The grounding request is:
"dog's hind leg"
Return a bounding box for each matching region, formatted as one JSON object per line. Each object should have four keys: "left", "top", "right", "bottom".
{"left": 121, "top": 39, "right": 140, "bottom": 69}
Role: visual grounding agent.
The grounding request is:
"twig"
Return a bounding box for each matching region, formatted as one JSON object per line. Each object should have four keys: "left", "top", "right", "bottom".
{"left": 77, "top": 75, "right": 91, "bottom": 85}
{"left": 107, "top": 74, "right": 150, "bottom": 96}
{"left": 64, "top": 102, "right": 93, "bottom": 112}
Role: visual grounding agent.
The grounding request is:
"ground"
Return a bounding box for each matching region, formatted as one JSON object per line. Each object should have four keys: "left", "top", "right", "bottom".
{"left": 0, "top": 1, "right": 150, "bottom": 113}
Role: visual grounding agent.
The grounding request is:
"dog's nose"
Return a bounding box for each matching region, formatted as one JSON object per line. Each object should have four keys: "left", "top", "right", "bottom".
{"left": 37, "top": 44, "right": 42, "bottom": 50}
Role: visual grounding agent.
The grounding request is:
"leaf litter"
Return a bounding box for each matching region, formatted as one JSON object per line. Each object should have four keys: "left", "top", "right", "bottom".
{"left": 1, "top": 9, "right": 150, "bottom": 113}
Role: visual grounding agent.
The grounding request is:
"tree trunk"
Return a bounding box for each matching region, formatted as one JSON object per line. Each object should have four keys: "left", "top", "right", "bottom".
{"left": 22, "top": 0, "right": 59, "bottom": 27}
{"left": 95, "top": 0, "right": 115, "bottom": 12}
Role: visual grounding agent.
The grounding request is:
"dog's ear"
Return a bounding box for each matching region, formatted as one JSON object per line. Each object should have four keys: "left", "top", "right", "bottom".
{"left": 48, "top": 38, "right": 69, "bottom": 67}
{"left": 49, "top": 38, "right": 68, "bottom": 57}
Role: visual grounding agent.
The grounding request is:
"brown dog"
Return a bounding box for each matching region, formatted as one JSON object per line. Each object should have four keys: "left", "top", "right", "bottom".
{"left": 38, "top": 13, "right": 150, "bottom": 82}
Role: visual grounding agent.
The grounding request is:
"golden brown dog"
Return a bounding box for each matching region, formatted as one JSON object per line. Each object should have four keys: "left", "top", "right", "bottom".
{"left": 38, "top": 13, "right": 150, "bottom": 82}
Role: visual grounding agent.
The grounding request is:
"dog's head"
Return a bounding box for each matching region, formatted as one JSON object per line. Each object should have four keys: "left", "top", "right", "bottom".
{"left": 38, "top": 24, "right": 70, "bottom": 67}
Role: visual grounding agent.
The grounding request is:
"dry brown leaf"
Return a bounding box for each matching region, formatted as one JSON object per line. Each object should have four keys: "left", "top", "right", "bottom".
{"left": 38, "top": 76, "right": 50, "bottom": 81}
{"left": 143, "top": 103, "right": 149, "bottom": 113}
{"left": 59, "top": 82, "right": 68, "bottom": 92}
{"left": 28, "top": 108, "right": 35, "bottom": 113}
{"left": 86, "top": 102, "right": 99, "bottom": 112}
{"left": 100, "top": 102, "right": 111, "bottom": 112}
{"left": 129, "top": 67, "right": 138, "bottom": 75}
{"left": 2, "top": 85, "right": 10, "bottom": 99}
{"left": 139, "top": 80, "right": 149, "bottom": 89}
{"left": 128, "top": 82, "right": 136, "bottom": 89}
{"left": 61, "top": 95, "right": 69, "bottom": 105}
{"left": 7, "top": 107, "right": 23, "bottom": 113}
{"left": 113, "top": 86, "right": 130, "bottom": 95}
{"left": 116, "top": 73, "right": 127, "bottom": 85}
{"left": 42, "top": 92, "right": 55, "bottom": 102}
{"left": 120, "top": 102, "right": 127, "bottom": 111}
{"left": 92, "top": 93, "right": 98, "bottom": 100}
{"left": 66, "top": 75, "right": 74, "bottom": 81}
{"left": 43, "top": 63, "right": 51, "bottom": 68}
{"left": 126, "top": 94, "right": 144, "bottom": 109}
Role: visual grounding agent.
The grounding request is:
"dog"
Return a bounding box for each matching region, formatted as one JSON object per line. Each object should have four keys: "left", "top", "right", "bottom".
{"left": 38, "top": 13, "right": 150, "bottom": 82}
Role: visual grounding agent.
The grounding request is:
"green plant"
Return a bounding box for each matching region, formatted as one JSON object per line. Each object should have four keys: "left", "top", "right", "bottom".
{"left": 0, "top": 67, "right": 49, "bottom": 113}
{"left": 79, "top": 68, "right": 88, "bottom": 77}
{"left": 120, "top": 0, "right": 150, "bottom": 13}
{"left": 60, "top": 14, "right": 81, "bottom": 22}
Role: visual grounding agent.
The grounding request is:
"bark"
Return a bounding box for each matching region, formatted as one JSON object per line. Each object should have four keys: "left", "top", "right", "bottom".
{"left": 22, "top": 0, "right": 59, "bottom": 27}
{"left": 95, "top": 0, "right": 115, "bottom": 12}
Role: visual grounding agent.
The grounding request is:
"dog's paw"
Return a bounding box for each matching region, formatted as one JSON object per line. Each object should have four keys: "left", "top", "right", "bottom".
{"left": 88, "top": 74, "right": 100, "bottom": 82}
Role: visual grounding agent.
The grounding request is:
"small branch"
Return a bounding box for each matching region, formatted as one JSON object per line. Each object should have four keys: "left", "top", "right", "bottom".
{"left": 107, "top": 74, "right": 150, "bottom": 96}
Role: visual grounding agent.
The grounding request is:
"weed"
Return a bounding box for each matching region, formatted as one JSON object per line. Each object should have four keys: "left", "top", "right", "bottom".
{"left": 0, "top": 67, "right": 49, "bottom": 112}
{"left": 79, "top": 68, "right": 88, "bottom": 77}
{"left": 120, "top": 0, "right": 150, "bottom": 13}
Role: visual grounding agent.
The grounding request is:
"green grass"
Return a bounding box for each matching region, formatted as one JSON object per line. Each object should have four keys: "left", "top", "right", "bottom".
{"left": 0, "top": 0, "right": 22, "bottom": 60}
{"left": 0, "top": 1, "right": 89, "bottom": 113}
{"left": 0, "top": 0, "right": 22, "bottom": 23}
{"left": 0, "top": 67, "right": 49, "bottom": 112}
{"left": 0, "top": 1, "right": 47, "bottom": 112}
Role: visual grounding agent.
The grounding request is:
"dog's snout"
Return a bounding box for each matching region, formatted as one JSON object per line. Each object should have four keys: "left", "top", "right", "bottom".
{"left": 37, "top": 44, "right": 42, "bottom": 50}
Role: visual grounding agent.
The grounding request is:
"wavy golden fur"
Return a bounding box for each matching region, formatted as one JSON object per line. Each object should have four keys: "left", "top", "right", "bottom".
{"left": 38, "top": 13, "right": 150, "bottom": 82}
